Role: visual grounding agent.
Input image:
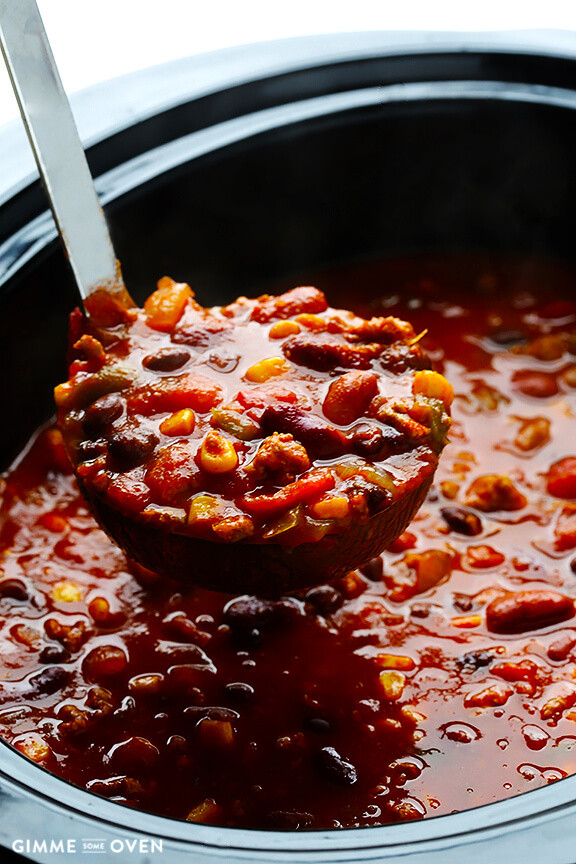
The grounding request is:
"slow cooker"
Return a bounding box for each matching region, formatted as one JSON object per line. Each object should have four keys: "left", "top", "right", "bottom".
{"left": 2, "top": 29, "right": 576, "bottom": 864}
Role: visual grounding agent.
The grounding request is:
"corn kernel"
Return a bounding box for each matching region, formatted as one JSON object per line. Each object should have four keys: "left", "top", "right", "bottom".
{"left": 311, "top": 495, "right": 350, "bottom": 519}
{"left": 160, "top": 408, "right": 196, "bottom": 436}
{"left": 295, "top": 313, "right": 326, "bottom": 331}
{"left": 412, "top": 370, "right": 454, "bottom": 411}
{"left": 451, "top": 614, "right": 482, "bottom": 628}
{"left": 198, "top": 431, "right": 238, "bottom": 474}
{"left": 52, "top": 581, "right": 82, "bottom": 603}
{"left": 245, "top": 357, "right": 290, "bottom": 383}
{"left": 376, "top": 653, "right": 416, "bottom": 671}
{"left": 379, "top": 670, "right": 406, "bottom": 700}
{"left": 186, "top": 798, "right": 221, "bottom": 823}
{"left": 269, "top": 320, "right": 301, "bottom": 339}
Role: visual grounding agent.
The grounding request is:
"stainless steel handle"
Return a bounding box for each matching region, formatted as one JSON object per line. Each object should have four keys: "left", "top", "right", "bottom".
{"left": 0, "top": 0, "right": 129, "bottom": 303}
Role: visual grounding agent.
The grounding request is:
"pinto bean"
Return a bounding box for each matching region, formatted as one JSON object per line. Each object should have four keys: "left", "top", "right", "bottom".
{"left": 486, "top": 590, "right": 575, "bottom": 634}
{"left": 322, "top": 371, "right": 379, "bottom": 425}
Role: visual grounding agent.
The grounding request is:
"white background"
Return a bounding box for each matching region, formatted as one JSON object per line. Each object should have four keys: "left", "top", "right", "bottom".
{"left": 2, "top": 0, "right": 576, "bottom": 129}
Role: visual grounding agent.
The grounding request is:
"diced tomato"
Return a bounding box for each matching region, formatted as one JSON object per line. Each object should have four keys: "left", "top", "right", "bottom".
{"left": 241, "top": 469, "right": 335, "bottom": 518}
{"left": 547, "top": 457, "right": 576, "bottom": 499}
{"left": 128, "top": 374, "right": 222, "bottom": 415}
{"left": 465, "top": 545, "right": 505, "bottom": 569}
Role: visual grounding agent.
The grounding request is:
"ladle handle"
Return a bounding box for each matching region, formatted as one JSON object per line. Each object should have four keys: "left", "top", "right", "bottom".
{"left": 0, "top": 0, "right": 129, "bottom": 303}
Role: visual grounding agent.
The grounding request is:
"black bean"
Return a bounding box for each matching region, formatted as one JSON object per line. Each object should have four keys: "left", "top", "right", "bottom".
{"left": 441, "top": 506, "right": 482, "bottom": 536}
{"left": 351, "top": 423, "right": 403, "bottom": 458}
{"left": 317, "top": 746, "right": 358, "bottom": 786}
{"left": 77, "top": 439, "right": 107, "bottom": 462}
{"left": 84, "top": 394, "right": 123, "bottom": 434}
{"left": 304, "top": 717, "right": 331, "bottom": 734}
{"left": 453, "top": 593, "right": 474, "bottom": 613}
{"left": 570, "top": 557, "right": 576, "bottom": 576}
{"left": 359, "top": 557, "right": 384, "bottom": 582}
{"left": 458, "top": 650, "right": 494, "bottom": 671}
{"left": 0, "top": 579, "right": 29, "bottom": 601}
{"left": 224, "top": 682, "right": 255, "bottom": 702}
{"left": 223, "top": 596, "right": 300, "bottom": 632}
{"left": 183, "top": 706, "right": 239, "bottom": 725}
{"left": 142, "top": 348, "right": 191, "bottom": 372}
{"left": 489, "top": 329, "right": 527, "bottom": 347}
{"left": 107, "top": 427, "right": 158, "bottom": 466}
{"left": 267, "top": 811, "right": 313, "bottom": 829}
{"left": 305, "top": 585, "right": 343, "bottom": 615}
{"left": 28, "top": 666, "right": 69, "bottom": 695}
{"left": 39, "top": 645, "right": 71, "bottom": 664}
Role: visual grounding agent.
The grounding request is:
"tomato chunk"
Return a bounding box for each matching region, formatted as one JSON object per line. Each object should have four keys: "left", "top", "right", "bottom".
{"left": 546, "top": 457, "right": 576, "bottom": 499}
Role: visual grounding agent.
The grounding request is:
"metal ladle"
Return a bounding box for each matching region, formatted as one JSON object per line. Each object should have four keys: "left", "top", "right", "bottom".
{"left": 0, "top": 0, "right": 131, "bottom": 306}
{"left": 0, "top": 1, "right": 439, "bottom": 593}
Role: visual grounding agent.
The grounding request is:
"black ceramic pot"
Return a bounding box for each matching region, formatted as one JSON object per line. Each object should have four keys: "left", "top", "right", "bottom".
{"left": 2, "top": 29, "right": 576, "bottom": 864}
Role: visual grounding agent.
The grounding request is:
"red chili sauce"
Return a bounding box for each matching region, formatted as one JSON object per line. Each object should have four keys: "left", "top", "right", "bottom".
{"left": 2, "top": 254, "right": 576, "bottom": 829}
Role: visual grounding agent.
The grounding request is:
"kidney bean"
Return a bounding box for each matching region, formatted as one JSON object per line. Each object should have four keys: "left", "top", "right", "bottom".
{"left": 260, "top": 404, "right": 347, "bottom": 459}
{"left": 317, "top": 746, "right": 358, "bottom": 786}
{"left": 83, "top": 645, "right": 128, "bottom": 680}
{"left": 547, "top": 633, "right": 576, "bottom": 662}
{"left": 107, "top": 427, "right": 158, "bottom": 467}
{"left": 84, "top": 394, "right": 123, "bottom": 434}
{"left": 283, "top": 333, "right": 380, "bottom": 371}
{"left": 441, "top": 506, "right": 482, "bottom": 536}
{"left": 27, "top": 666, "right": 70, "bottom": 696}
{"left": 486, "top": 590, "right": 575, "bottom": 634}
{"left": 512, "top": 370, "right": 559, "bottom": 399}
{"left": 106, "top": 736, "right": 160, "bottom": 772}
{"left": 323, "top": 371, "right": 379, "bottom": 425}
{"left": 142, "top": 348, "right": 191, "bottom": 372}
